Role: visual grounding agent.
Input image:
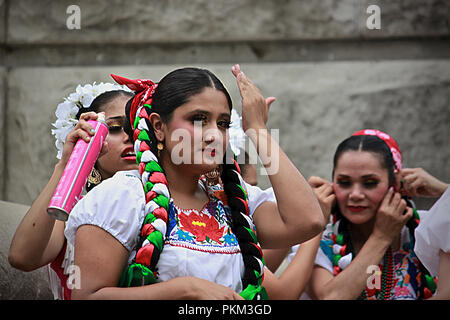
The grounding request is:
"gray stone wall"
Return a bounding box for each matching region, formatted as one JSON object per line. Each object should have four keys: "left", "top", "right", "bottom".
{"left": 0, "top": 201, "right": 52, "bottom": 299}
{"left": 0, "top": 0, "right": 449, "bottom": 299}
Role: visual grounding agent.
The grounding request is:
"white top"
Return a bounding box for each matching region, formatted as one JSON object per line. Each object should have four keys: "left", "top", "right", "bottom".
{"left": 414, "top": 186, "right": 450, "bottom": 277}
{"left": 64, "top": 170, "right": 276, "bottom": 292}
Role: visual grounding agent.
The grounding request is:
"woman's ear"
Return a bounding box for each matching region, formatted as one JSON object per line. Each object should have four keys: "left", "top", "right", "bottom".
{"left": 148, "top": 112, "right": 165, "bottom": 142}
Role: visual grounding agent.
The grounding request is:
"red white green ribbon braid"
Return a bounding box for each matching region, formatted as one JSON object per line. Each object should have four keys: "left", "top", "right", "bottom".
{"left": 119, "top": 103, "right": 170, "bottom": 287}
{"left": 111, "top": 73, "right": 168, "bottom": 287}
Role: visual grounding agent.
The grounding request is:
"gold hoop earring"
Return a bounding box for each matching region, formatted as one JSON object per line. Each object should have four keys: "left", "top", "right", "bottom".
{"left": 157, "top": 142, "right": 164, "bottom": 158}
{"left": 205, "top": 166, "right": 221, "bottom": 186}
{"left": 87, "top": 167, "right": 102, "bottom": 189}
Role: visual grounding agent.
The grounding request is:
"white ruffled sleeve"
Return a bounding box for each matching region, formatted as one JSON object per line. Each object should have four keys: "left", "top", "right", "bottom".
{"left": 64, "top": 170, "right": 146, "bottom": 252}
{"left": 414, "top": 186, "right": 450, "bottom": 277}
{"left": 243, "top": 182, "right": 277, "bottom": 217}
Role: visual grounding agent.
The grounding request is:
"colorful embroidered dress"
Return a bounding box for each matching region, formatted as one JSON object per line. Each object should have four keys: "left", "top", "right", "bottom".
{"left": 165, "top": 184, "right": 241, "bottom": 254}
{"left": 315, "top": 221, "right": 429, "bottom": 300}
{"left": 64, "top": 170, "right": 274, "bottom": 296}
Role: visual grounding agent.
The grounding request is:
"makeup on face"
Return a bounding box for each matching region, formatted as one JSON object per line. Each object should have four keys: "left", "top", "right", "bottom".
{"left": 106, "top": 115, "right": 126, "bottom": 135}
{"left": 162, "top": 88, "right": 231, "bottom": 167}
{"left": 333, "top": 151, "right": 390, "bottom": 224}
{"left": 96, "top": 96, "right": 137, "bottom": 179}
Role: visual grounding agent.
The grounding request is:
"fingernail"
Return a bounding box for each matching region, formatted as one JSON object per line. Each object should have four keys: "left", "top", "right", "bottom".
{"left": 389, "top": 186, "right": 394, "bottom": 192}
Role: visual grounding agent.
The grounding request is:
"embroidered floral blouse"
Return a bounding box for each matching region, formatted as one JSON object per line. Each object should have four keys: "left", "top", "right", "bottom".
{"left": 65, "top": 170, "right": 275, "bottom": 294}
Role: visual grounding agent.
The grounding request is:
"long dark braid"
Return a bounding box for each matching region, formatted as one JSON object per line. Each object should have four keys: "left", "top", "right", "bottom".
{"left": 221, "top": 147, "right": 267, "bottom": 299}
{"left": 113, "top": 68, "right": 267, "bottom": 299}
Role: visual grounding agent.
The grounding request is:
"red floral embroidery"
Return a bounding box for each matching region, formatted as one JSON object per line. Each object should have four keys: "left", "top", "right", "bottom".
{"left": 179, "top": 210, "right": 225, "bottom": 243}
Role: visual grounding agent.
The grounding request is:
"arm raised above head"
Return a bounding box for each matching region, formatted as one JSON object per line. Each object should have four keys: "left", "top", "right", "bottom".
{"left": 231, "top": 64, "right": 324, "bottom": 248}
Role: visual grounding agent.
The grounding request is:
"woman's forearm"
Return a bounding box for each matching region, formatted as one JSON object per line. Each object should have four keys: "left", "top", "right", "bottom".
{"left": 75, "top": 278, "right": 196, "bottom": 300}
{"left": 272, "top": 234, "right": 322, "bottom": 300}
{"left": 429, "top": 250, "right": 450, "bottom": 300}
{"left": 316, "top": 234, "right": 391, "bottom": 300}
{"left": 9, "top": 162, "right": 66, "bottom": 271}
{"left": 247, "top": 127, "right": 324, "bottom": 240}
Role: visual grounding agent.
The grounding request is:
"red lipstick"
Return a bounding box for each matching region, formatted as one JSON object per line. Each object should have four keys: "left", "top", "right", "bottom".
{"left": 347, "top": 206, "right": 367, "bottom": 213}
{"left": 121, "top": 146, "right": 136, "bottom": 161}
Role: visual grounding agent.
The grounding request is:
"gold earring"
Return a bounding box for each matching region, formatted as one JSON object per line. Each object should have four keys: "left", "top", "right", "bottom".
{"left": 87, "top": 167, "right": 102, "bottom": 188}
{"left": 205, "top": 166, "right": 221, "bottom": 186}
{"left": 157, "top": 142, "right": 164, "bottom": 158}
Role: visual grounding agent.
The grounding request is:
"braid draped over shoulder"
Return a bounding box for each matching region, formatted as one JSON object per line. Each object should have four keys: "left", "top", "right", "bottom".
{"left": 221, "top": 149, "right": 267, "bottom": 299}
{"left": 111, "top": 71, "right": 267, "bottom": 300}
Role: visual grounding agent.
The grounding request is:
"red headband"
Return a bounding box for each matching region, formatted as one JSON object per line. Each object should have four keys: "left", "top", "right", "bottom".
{"left": 110, "top": 74, "right": 158, "bottom": 126}
{"left": 352, "top": 129, "right": 403, "bottom": 171}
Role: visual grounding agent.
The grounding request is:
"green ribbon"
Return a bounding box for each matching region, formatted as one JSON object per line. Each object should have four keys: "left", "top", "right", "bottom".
{"left": 240, "top": 284, "right": 268, "bottom": 300}
{"left": 133, "top": 116, "right": 141, "bottom": 130}
{"left": 119, "top": 263, "right": 157, "bottom": 287}
{"left": 145, "top": 161, "right": 163, "bottom": 173}
{"left": 147, "top": 230, "right": 163, "bottom": 252}
{"left": 244, "top": 227, "right": 258, "bottom": 244}
{"left": 138, "top": 130, "right": 150, "bottom": 142}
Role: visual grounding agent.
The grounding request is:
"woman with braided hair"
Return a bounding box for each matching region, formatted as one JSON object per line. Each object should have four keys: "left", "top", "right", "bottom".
{"left": 309, "top": 129, "right": 438, "bottom": 300}
{"left": 64, "top": 64, "right": 324, "bottom": 300}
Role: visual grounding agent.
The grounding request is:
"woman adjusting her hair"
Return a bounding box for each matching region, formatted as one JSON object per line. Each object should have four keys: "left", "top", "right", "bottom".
{"left": 64, "top": 65, "right": 324, "bottom": 300}
{"left": 309, "top": 129, "right": 437, "bottom": 300}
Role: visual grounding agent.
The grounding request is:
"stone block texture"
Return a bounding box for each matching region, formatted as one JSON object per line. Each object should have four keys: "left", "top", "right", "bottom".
{"left": 1, "top": 0, "right": 449, "bottom": 299}
{"left": 0, "top": 201, "right": 53, "bottom": 299}
{"left": 8, "top": 0, "right": 450, "bottom": 44}
{"left": 5, "top": 61, "right": 450, "bottom": 206}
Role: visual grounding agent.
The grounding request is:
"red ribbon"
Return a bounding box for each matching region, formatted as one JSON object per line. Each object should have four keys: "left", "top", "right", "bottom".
{"left": 110, "top": 74, "right": 158, "bottom": 126}
{"left": 352, "top": 129, "right": 403, "bottom": 171}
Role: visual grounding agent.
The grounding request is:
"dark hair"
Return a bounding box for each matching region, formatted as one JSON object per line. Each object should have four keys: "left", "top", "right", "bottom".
{"left": 331, "top": 134, "right": 435, "bottom": 299}
{"left": 76, "top": 89, "right": 133, "bottom": 119}
{"left": 332, "top": 135, "right": 396, "bottom": 186}
{"left": 79, "top": 89, "right": 133, "bottom": 191}
{"left": 120, "top": 67, "right": 267, "bottom": 299}
{"left": 124, "top": 67, "right": 232, "bottom": 150}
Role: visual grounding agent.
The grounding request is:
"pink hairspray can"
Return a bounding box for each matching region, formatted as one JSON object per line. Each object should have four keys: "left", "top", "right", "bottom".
{"left": 47, "top": 114, "right": 108, "bottom": 221}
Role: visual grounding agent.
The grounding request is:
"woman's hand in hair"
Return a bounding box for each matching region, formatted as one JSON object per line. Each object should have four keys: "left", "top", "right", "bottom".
{"left": 372, "top": 187, "right": 413, "bottom": 243}
{"left": 231, "top": 64, "right": 275, "bottom": 131}
{"left": 60, "top": 112, "right": 109, "bottom": 166}
{"left": 400, "top": 167, "right": 448, "bottom": 198}
{"left": 308, "top": 176, "right": 335, "bottom": 223}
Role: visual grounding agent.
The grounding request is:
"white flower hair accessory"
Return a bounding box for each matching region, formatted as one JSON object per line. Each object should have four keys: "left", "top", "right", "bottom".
{"left": 51, "top": 82, "right": 131, "bottom": 159}
{"left": 229, "top": 109, "right": 246, "bottom": 156}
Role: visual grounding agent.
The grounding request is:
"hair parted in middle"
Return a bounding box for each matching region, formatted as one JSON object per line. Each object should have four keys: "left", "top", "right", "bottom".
{"left": 111, "top": 67, "right": 267, "bottom": 300}
{"left": 330, "top": 133, "right": 436, "bottom": 299}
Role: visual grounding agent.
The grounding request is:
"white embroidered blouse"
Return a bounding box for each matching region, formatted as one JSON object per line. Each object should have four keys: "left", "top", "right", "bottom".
{"left": 64, "top": 170, "right": 275, "bottom": 293}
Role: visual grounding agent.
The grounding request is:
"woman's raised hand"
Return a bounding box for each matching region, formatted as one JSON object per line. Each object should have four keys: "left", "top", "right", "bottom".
{"left": 308, "top": 176, "right": 336, "bottom": 223}
{"left": 400, "top": 167, "right": 448, "bottom": 198}
{"left": 231, "top": 64, "right": 276, "bottom": 131}
{"left": 372, "top": 187, "right": 413, "bottom": 243}
{"left": 60, "top": 112, "right": 109, "bottom": 165}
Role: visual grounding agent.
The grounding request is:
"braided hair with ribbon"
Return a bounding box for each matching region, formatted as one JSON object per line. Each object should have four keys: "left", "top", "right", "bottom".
{"left": 328, "top": 131, "right": 437, "bottom": 299}
{"left": 111, "top": 68, "right": 267, "bottom": 299}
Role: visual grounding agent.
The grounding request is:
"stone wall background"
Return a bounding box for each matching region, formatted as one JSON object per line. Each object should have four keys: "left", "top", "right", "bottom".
{"left": 0, "top": 0, "right": 449, "bottom": 299}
